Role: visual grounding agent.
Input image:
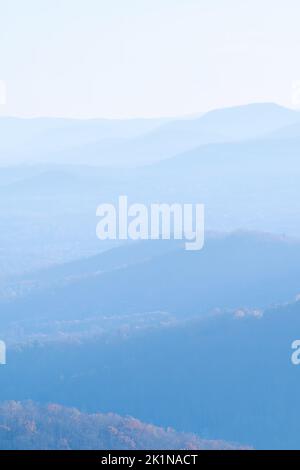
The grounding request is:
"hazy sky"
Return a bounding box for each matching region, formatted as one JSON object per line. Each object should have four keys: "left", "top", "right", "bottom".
{"left": 0, "top": 0, "right": 300, "bottom": 118}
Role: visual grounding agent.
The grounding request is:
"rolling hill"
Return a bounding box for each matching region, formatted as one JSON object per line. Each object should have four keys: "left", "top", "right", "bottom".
{"left": 1, "top": 299, "right": 300, "bottom": 449}
{"left": 2, "top": 233, "right": 300, "bottom": 337}
{"left": 0, "top": 401, "right": 246, "bottom": 450}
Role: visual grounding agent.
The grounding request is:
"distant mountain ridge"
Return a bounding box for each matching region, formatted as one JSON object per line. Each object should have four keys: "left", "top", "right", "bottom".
{"left": 2, "top": 233, "right": 300, "bottom": 335}
{"left": 1, "top": 103, "right": 299, "bottom": 166}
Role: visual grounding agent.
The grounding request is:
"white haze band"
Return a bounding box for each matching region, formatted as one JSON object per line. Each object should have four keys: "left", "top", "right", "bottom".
{"left": 0, "top": 341, "right": 6, "bottom": 365}
{"left": 96, "top": 196, "right": 205, "bottom": 251}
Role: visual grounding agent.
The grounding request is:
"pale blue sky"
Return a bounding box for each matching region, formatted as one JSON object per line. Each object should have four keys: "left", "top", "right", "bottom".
{"left": 0, "top": 0, "right": 300, "bottom": 118}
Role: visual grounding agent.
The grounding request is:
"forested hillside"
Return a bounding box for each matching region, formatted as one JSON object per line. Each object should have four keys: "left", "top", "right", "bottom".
{"left": 0, "top": 401, "right": 247, "bottom": 450}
